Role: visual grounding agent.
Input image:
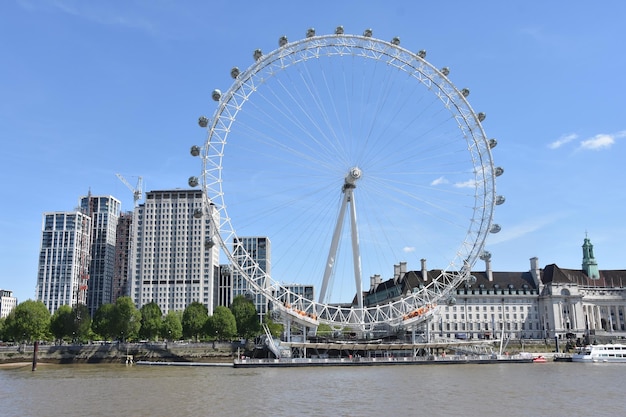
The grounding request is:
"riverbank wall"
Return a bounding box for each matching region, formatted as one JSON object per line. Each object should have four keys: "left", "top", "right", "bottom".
{"left": 0, "top": 342, "right": 240, "bottom": 364}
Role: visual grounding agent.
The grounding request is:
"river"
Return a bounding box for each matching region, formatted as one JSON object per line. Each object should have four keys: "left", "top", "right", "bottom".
{"left": 0, "top": 361, "right": 622, "bottom": 417}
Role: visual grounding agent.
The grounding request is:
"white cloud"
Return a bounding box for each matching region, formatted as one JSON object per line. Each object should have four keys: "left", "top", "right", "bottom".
{"left": 403, "top": 246, "right": 415, "bottom": 253}
{"left": 579, "top": 131, "right": 626, "bottom": 150}
{"left": 454, "top": 179, "right": 476, "bottom": 188}
{"left": 430, "top": 176, "right": 448, "bottom": 186}
{"left": 548, "top": 133, "right": 577, "bottom": 149}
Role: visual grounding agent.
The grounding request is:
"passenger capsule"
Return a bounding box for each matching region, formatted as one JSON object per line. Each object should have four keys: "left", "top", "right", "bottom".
{"left": 496, "top": 195, "right": 506, "bottom": 205}
{"left": 488, "top": 138, "right": 498, "bottom": 148}
{"left": 477, "top": 112, "right": 486, "bottom": 122}
{"left": 198, "top": 116, "right": 209, "bottom": 128}
{"left": 193, "top": 208, "right": 203, "bottom": 218}
{"left": 335, "top": 26, "right": 344, "bottom": 35}
{"left": 205, "top": 237, "right": 215, "bottom": 248}
{"left": 188, "top": 176, "right": 199, "bottom": 187}
{"left": 447, "top": 296, "right": 457, "bottom": 306}
{"left": 417, "top": 50, "right": 427, "bottom": 58}
{"left": 461, "top": 88, "right": 470, "bottom": 97}
{"left": 363, "top": 28, "right": 373, "bottom": 37}
{"left": 211, "top": 89, "right": 221, "bottom": 102}
{"left": 230, "top": 67, "right": 240, "bottom": 79}
{"left": 391, "top": 37, "right": 400, "bottom": 45}
{"left": 467, "top": 275, "right": 477, "bottom": 285}
{"left": 253, "top": 49, "right": 263, "bottom": 61}
{"left": 278, "top": 35, "right": 288, "bottom": 47}
{"left": 490, "top": 224, "right": 501, "bottom": 234}
{"left": 441, "top": 67, "right": 450, "bottom": 76}
{"left": 306, "top": 28, "right": 315, "bottom": 38}
{"left": 190, "top": 145, "right": 201, "bottom": 157}
{"left": 495, "top": 166, "right": 504, "bottom": 177}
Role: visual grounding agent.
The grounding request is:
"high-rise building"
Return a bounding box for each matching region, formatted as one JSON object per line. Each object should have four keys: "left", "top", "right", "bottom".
{"left": 232, "top": 236, "right": 271, "bottom": 321}
{"left": 130, "top": 189, "right": 219, "bottom": 315}
{"left": 0, "top": 289, "right": 18, "bottom": 318}
{"left": 36, "top": 211, "right": 92, "bottom": 314}
{"left": 112, "top": 211, "right": 133, "bottom": 303}
{"left": 273, "top": 283, "right": 315, "bottom": 305}
{"left": 80, "top": 194, "right": 121, "bottom": 316}
{"left": 217, "top": 264, "right": 233, "bottom": 308}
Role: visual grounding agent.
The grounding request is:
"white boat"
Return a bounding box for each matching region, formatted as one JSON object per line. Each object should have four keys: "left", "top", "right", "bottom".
{"left": 572, "top": 343, "right": 626, "bottom": 363}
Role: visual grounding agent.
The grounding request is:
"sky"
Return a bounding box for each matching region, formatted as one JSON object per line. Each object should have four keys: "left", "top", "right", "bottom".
{"left": 1, "top": 0, "right": 626, "bottom": 305}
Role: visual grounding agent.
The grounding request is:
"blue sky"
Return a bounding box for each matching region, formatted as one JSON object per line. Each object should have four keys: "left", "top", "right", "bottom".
{"left": 1, "top": 0, "right": 625, "bottom": 304}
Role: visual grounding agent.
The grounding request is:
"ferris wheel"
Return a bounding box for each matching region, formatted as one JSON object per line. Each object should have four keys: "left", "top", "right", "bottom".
{"left": 189, "top": 26, "right": 503, "bottom": 332}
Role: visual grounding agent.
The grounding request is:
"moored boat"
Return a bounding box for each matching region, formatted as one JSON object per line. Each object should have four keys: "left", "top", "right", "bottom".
{"left": 571, "top": 343, "right": 626, "bottom": 363}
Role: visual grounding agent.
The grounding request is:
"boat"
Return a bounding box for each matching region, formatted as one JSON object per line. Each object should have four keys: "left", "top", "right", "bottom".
{"left": 571, "top": 343, "right": 626, "bottom": 363}
{"left": 532, "top": 355, "right": 547, "bottom": 363}
{"left": 233, "top": 353, "right": 533, "bottom": 368}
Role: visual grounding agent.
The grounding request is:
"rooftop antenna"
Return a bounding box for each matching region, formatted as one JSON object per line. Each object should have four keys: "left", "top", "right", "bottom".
{"left": 116, "top": 173, "right": 143, "bottom": 207}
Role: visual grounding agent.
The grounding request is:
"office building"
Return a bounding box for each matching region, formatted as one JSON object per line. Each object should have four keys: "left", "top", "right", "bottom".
{"left": 80, "top": 194, "right": 121, "bottom": 316}
{"left": 0, "top": 289, "right": 17, "bottom": 318}
{"left": 217, "top": 264, "right": 233, "bottom": 308}
{"left": 112, "top": 211, "right": 133, "bottom": 303}
{"left": 36, "top": 211, "right": 92, "bottom": 314}
{"left": 232, "top": 236, "right": 271, "bottom": 321}
{"left": 272, "top": 283, "right": 315, "bottom": 306}
{"left": 129, "top": 189, "right": 219, "bottom": 315}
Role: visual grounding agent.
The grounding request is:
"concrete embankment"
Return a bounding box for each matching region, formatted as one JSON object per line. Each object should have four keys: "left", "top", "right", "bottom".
{"left": 0, "top": 342, "right": 239, "bottom": 365}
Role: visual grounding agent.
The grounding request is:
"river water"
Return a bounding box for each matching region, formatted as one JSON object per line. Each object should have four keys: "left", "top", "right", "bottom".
{"left": 0, "top": 361, "right": 623, "bottom": 417}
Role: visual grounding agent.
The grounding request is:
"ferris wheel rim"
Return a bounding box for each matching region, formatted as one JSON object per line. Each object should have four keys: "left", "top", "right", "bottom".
{"left": 194, "top": 28, "right": 499, "bottom": 329}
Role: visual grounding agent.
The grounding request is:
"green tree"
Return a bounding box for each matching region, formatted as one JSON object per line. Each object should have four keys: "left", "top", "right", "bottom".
{"left": 50, "top": 305, "right": 73, "bottom": 342}
{"left": 139, "top": 302, "right": 163, "bottom": 341}
{"left": 316, "top": 323, "right": 333, "bottom": 338}
{"left": 0, "top": 317, "right": 6, "bottom": 341}
{"left": 182, "top": 301, "right": 208, "bottom": 341}
{"left": 114, "top": 297, "right": 141, "bottom": 341}
{"left": 206, "top": 306, "right": 237, "bottom": 340}
{"left": 263, "top": 314, "right": 283, "bottom": 338}
{"left": 4, "top": 300, "right": 51, "bottom": 342}
{"left": 71, "top": 303, "right": 91, "bottom": 343}
{"left": 161, "top": 310, "right": 183, "bottom": 341}
{"left": 230, "top": 295, "right": 260, "bottom": 339}
{"left": 92, "top": 303, "right": 116, "bottom": 340}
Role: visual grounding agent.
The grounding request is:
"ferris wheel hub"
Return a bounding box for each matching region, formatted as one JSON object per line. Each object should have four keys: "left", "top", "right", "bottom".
{"left": 345, "top": 167, "right": 362, "bottom": 185}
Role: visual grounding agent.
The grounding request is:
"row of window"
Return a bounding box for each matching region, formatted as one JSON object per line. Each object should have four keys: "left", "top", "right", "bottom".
{"left": 433, "top": 321, "right": 540, "bottom": 332}
{"left": 444, "top": 304, "right": 537, "bottom": 312}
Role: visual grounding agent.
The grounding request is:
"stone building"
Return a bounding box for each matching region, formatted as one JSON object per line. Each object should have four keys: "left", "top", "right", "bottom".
{"left": 364, "top": 236, "right": 626, "bottom": 342}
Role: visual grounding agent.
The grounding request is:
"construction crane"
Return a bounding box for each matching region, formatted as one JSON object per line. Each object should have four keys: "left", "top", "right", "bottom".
{"left": 116, "top": 173, "right": 143, "bottom": 207}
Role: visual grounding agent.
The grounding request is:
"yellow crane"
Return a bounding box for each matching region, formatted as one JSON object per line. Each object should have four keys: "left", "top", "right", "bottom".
{"left": 116, "top": 173, "right": 143, "bottom": 207}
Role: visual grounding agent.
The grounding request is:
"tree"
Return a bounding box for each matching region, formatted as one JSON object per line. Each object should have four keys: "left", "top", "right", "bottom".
{"left": 316, "top": 323, "right": 333, "bottom": 338}
{"left": 50, "top": 305, "right": 73, "bottom": 342}
{"left": 71, "top": 303, "right": 91, "bottom": 343}
{"left": 161, "top": 310, "right": 182, "bottom": 341}
{"left": 4, "top": 300, "right": 50, "bottom": 342}
{"left": 139, "top": 302, "right": 163, "bottom": 341}
{"left": 182, "top": 302, "right": 208, "bottom": 341}
{"left": 263, "top": 314, "right": 283, "bottom": 338}
{"left": 230, "top": 295, "right": 260, "bottom": 339}
{"left": 206, "top": 306, "right": 237, "bottom": 340}
{"left": 114, "top": 297, "right": 141, "bottom": 341}
{"left": 92, "top": 303, "right": 116, "bottom": 340}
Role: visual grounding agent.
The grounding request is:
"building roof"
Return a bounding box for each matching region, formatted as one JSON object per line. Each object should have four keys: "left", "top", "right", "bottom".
{"left": 366, "top": 263, "right": 626, "bottom": 301}
{"left": 472, "top": 271, "right": 537, "bottom": 290}
{"left": 542, "top": 264, "right": 626, "bottom": 287}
